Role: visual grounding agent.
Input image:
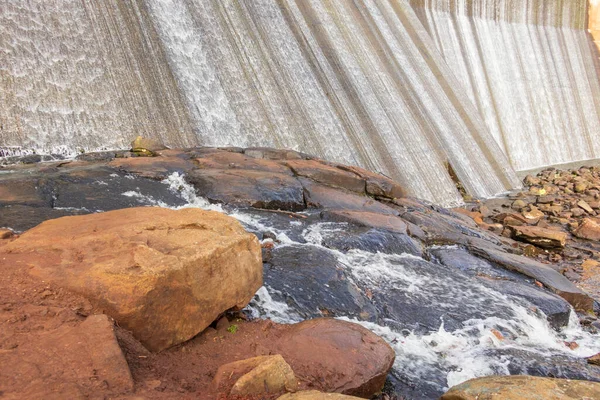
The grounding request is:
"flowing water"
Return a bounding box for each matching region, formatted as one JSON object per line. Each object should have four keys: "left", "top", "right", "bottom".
{"left": 9, "top": 0, "right": 583, "bottom": 205}
{"left": 120, "top": 172, "right": 600, "bottom": 399}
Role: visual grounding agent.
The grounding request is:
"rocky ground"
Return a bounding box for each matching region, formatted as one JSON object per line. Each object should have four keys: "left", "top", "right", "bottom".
{"left": 0, "top": 143, "right": 600, "bottom": 399}
{"left": 459, "top": 165, "right": 600, "bottom": 327}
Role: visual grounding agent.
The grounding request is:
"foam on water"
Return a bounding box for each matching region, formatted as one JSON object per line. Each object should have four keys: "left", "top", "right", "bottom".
{"left": 149, "top": 172, "right": 600, "bottom": 393}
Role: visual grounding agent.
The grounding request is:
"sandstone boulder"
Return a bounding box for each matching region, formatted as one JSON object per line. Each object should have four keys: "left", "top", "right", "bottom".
{"left": 278, "top": 391, "right": 363, "bottom": 400}
{"left": 213, "top": 355, "right": 298, "bottom": 396}
{"left": 509, "top": 225, "right": 567, "bottom": 249}
{"left": 573, "top": 218, "right": 600, "bottom": 241}
{"left": 0, "top": 207, "right": 262, "bottom": 352}
{"left": 441, "top": 375, "right": 600, "bottom": 400}
{"left": 0, "top": 314, "right": 133, "bottom": 399}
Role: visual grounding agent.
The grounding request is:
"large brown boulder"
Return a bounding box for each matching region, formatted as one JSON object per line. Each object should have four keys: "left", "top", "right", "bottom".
{"left": 270, "top": 318, "right": 395, "bottom": 398}
{"left": 441, "top": 375, "right": 600, "bottom": 400}
{"left": 0, "top": 314, "right": 133, "bottom": 399}
{"left": 0, "top": 207, "right": 262, "bottom": 352}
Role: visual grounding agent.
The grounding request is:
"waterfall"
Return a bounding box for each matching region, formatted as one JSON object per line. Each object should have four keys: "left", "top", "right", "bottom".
{"left": 411, "top": 0, "right": 600, "bottom": 172}
{"left": 2, "top": 1, "right": 599, "bottom": 204}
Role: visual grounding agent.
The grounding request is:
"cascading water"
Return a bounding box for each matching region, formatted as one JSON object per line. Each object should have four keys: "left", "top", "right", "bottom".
{"left": 138, "top": 172, "right": 599, "bottom": 399}
{"left": 410, "top": 0, "right": 600, "bottom": 172}
{"left": 1, "top": 0, "right": 530, "bottom": 205}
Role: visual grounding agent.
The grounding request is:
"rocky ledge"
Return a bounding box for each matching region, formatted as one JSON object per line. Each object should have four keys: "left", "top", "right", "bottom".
{"left": 1, "top": 144, "right": 599, "bottom": 399}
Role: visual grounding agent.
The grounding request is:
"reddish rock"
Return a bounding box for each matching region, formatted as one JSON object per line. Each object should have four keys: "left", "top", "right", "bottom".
{"left": 195, "top": 151, "right": 293, "bottom": 175}
{"left": 509, "top": 225, "right": 567, "bottom": 249}
{"left": 270, "top": 318, "right": 395, "bottom": 398}
{"left": 244, "top": 147, "right": 305, "bottom": 160}
{"left": 285, "top": 160, "right": 365, "bottom": 193}
{"left": 0, "top": 207, "right": 263, "bottom": 352}
{"left": 213, "top": 355, "right": 298, "bottom": 396}
{"left": 573, "top": 218, "right": 600, "bottom": 241}
{"left": 0, "top": 314, "right": 133, "bottom": 399}
{"left": 337, "top": 165, "right": 405, "bottom": 199}
{"left": 301, "top": 179, "right": 397, "bottom": 215}
{"left": 578, "top": 200, "right": 595, "bottom": 214}
{"left": 587, "top": 353, "right": 600, "bottom": 366}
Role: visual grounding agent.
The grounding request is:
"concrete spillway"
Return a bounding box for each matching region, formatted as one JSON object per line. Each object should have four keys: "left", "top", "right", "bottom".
{"left": 1, "top": 1, "right": 599, "bottom": 205}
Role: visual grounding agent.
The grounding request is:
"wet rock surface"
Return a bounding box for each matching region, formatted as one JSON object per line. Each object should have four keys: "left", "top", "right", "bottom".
{"left": 1, "top": 148, "right": 600, "bottom": 399}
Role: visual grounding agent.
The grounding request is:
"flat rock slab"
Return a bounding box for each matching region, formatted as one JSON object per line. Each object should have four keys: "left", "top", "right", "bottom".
{"left": 0, "top": 207, "right": 262, "bottom": 352}
{"left": 0, "top": 314, "right": 133, "bottom": 399}
{"left": 301, "top": 179, "right": 397, "bottom": 215}
{"left": 441, "top": 375, "right": 600, "bottom": 400}
{"left": 187, "top": 169, "right": 305, "bottom": 211}
{"left": 321, "top": 210, "right": 407, "bottom": 234}
{"left": 285, "top": 160, "right": 366, "bottom": 193}
{"left": 469, "top": 245, "right": 594, "bottom": 312}
{"left": 509, "top": 225, "right": 567, "bottom": 248}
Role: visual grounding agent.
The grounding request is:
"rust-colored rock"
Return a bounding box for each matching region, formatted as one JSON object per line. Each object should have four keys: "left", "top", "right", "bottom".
{"left": 337, "top": 165, "right": 405, "bottom": 199}
{"left": 285, "top": 160, "right": 365, "bottom": 193}
{"left": 509, "top": 225, "right": 567, "bottom": 248}
{"left": 587, "top": 353, "right": 600, "bottom": 366}
{"left": 573, "top": 218, "right": 600, "bottom": 241}
{"left": 270, "top": 318, "right": 395, "bottom": 398}
{"left": 0, "top": 314, "right": 133, "bottom": 399}
{"left": 278, "top": 391, "right": 363, "bottom": 400}
{"left": 441, "top": 375, "right": 600, "bottom": 400}
{"left": 195, "top": 151, "right": 293, "bottom": 175}
{"left": 213, "top": 355, "right": 298, "bottom": 396}
{"left": 0, "top": 207, "right": 262, "bottom": 352}
{"left": 301, "top": 179, "right": 397, "bottom": 215}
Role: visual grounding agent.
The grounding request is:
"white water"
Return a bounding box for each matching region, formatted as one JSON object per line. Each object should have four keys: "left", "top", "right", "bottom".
{"left": 411, "top": 0, "right": 600, "bottom": 172}
{"left": 1, "top": 0, "right": 538, "bottom": 206}
{"left": 124, "top": 173, "right": 600, "bottom": 394}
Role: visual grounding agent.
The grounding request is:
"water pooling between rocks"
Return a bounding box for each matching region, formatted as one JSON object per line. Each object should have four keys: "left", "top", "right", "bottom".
{"left": 1, "top": 150, "right": 599, "bottom": 399}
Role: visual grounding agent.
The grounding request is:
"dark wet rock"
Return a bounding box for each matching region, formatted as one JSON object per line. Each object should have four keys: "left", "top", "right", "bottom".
{"left": 187, "top": 169, "right": 305, "bottom": 211}
{"left": 0, "top": 205, "right": 89, "bottom": 232}
{"left": 285, "top": 160, "right": 365, "bottom": 193}
{"left": 469, "top": 245, "right": 594, "bottom": 311}
{"left": 301, "top": 179, "right": 397, "bottom": 215}
{"left": 263, "top": 245, "right": 377, "bottom": 321}
{"left": 430, "top": 247, "right": 572, "bottom": 328}
{"left": 109, "top": 155, "right": 196, "bottom": 180}
{"left": 322, "top": 228, "right": 422, "bottom": 257}
{"left": 489, "top": 349, "right": 600, "bottom": 383}
{"left": 320, "top": 210, "right": 407, "bottom": 234}
{"left": 75, "top": 150, "right": 127, "bottom": 162}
